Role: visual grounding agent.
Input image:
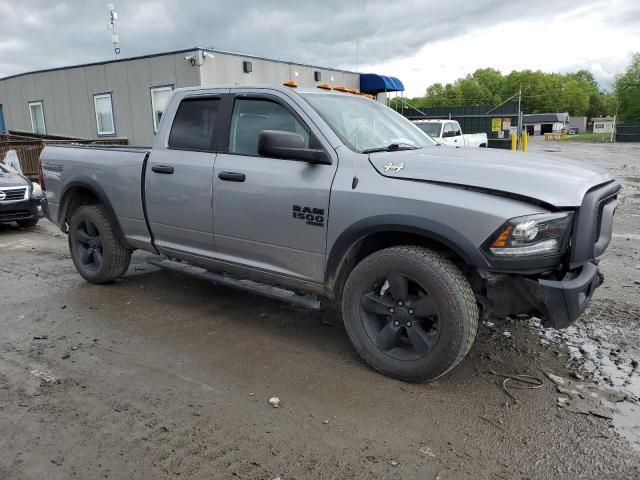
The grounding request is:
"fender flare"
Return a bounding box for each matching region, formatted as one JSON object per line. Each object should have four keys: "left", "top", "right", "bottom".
{"left": 325, "top": 214, "right": 490, "bottom": 286}
{"left": 58, "top": 177, "right": 128, "bottom": 246}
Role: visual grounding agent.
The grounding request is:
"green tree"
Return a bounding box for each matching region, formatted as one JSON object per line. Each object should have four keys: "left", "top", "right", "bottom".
{"left": 615, "top": 53, "right": 640, "bottom": 123}
{"left": 561, "top": 79, "right": 590, "bottom": 116}
{"left": 404, "top": 67, "right": 615, "bottom": 118}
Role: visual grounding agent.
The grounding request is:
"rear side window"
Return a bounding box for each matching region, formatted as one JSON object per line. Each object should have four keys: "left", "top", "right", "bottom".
{"left": 228, "top": 98, "right": 309, "bottom": 156}
{"left": 168, "top": 97, "right": 220, "bottom": 151}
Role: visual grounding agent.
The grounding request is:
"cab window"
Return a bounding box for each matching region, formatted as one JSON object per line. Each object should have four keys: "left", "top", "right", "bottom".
{"left": 228, "top": 98, "right": 309, "bottom": 156}
{"left": 168, "top": 97, "right": 221, "bottom": 151}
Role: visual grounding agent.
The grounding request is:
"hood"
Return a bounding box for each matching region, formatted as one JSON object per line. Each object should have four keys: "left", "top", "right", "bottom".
{"left": 0, "top": 169, "right": 30, "bottom": 188}
{"left": 369, "top": 146, "right": 614, "bottom": 207}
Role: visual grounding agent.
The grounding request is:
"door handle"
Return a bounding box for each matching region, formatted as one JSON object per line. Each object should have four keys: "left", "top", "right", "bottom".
{"left": 151, "top": 165, "right": 174, "bottom": 174}
{"left": 218, "top": 171, "right": 246, "bottom": 182}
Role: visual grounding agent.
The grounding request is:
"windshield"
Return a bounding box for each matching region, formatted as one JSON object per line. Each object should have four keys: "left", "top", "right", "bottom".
{"left": 415, "top": 122, "right": 441, "bottom": 137}
{"left": 300, "top": 93, "right": 437, "bottom": 153}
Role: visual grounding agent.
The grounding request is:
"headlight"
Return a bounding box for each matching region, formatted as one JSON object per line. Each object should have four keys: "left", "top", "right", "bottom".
{"left": 31, "top": 182, "right": 43, "bottom": 198}
{"left": 486, "top": 212, "right": 573, "bottom": 257}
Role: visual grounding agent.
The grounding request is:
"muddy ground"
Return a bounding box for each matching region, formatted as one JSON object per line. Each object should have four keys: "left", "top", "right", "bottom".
{"left": 1, "top": 140, "right": 639, "bottom": 480}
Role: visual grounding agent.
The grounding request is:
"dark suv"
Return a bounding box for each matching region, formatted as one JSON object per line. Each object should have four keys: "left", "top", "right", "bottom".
{"left": 0, "top": 163, "right": 42, "bottom": 227}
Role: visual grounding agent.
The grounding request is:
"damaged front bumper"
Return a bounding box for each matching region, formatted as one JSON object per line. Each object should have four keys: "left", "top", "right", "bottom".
{"left": 483, "top": 262, "right": 603, "bottom": 329}
{"left": 537, "top": 262, "right": 602, "bottom": 329}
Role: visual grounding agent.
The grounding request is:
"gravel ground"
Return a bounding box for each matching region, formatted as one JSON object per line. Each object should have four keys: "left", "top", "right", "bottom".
{"left": 1, "top": 140, "right": 639, "bottom": 479}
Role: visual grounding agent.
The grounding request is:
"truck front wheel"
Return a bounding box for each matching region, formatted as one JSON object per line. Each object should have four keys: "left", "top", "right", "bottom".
{"left": 68, "top": 205, "right": 131, "bottom": 284}
{"left": 341, "top": 246, "right": 478, "bottom": 382}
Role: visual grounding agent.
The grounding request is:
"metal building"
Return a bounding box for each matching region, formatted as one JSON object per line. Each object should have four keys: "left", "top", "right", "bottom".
{"left": 592, "top": 117, "right": 615, "bottom": 134}
{"left": 522, "top": 112, "right": 569, "bottom": 136}
{"left": 0, "top": 47, "right": 400, "bottom": 146}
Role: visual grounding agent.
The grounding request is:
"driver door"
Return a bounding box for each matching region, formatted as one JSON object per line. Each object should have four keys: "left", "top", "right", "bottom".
{"left": 212, "top": 91, "right": 337, "bottom": 283}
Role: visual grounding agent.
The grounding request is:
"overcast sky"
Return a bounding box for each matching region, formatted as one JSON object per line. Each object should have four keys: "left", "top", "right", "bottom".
{"left": 1, "top": 0, "right": 638, "bottom": 96}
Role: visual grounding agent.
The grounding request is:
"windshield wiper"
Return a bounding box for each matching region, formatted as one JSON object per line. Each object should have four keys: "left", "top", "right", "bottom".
{"left": 362, "top": 143, "right": 420, "bottom": 154}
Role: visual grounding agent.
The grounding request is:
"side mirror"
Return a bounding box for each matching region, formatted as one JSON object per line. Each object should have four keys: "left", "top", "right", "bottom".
{"left": 258, "top": 130, "right": 332, "bottom": 165}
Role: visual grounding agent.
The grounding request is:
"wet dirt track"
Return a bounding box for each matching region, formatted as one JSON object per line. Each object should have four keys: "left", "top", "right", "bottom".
{"left": 1, "top": 141, "right": 640, "bottom": 479}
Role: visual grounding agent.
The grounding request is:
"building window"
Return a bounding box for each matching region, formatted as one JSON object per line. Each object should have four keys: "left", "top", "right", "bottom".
{"left": 150, "top": 86, "right": 172, "bottom": 133}
{"left": 93, "top": 93, "right": 115, "bottom": 135}
{"left": 28, "top": 101, "right": 46, "bottom": 135}
{"left": 243, "top": 61, "right": 252, "bottom": 73}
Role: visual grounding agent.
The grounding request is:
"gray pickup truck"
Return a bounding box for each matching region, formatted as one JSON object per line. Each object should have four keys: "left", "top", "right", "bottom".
{"left": 40, "top": 85, "right": 620, "bottom": 381}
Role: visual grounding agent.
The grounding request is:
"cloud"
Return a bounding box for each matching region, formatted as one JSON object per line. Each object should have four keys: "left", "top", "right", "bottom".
{"left": 0, "top": 0, "right": 638, "bottom": 96}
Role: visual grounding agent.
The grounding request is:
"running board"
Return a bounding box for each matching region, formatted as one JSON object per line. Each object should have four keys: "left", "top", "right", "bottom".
{"left": 147, "top": 256, "right": 321, "bottom": 310}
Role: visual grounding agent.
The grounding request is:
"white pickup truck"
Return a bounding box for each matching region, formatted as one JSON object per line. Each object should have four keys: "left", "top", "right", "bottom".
{"left": 413, "top": 120, "right": 488, "bottom": 148}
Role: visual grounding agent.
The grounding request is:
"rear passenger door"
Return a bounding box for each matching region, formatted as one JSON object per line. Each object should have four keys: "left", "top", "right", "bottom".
{"left": 211, "top": 91, "right": 337, "bottom": 283}
{"left": 146, "top": 92, "right": 229, "bottom": 259}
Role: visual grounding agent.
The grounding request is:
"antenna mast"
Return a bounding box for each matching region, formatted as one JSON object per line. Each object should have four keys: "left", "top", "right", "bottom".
{"left": 107, "top": 3, "right": 120, "bottom": 59}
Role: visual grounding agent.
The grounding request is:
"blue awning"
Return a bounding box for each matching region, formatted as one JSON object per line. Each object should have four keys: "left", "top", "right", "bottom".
{"left": 360, "top": 73, "right": 405, "bottom": 94}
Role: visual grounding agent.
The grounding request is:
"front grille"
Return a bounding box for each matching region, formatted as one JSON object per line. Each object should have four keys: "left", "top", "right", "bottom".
{"left": 0, "top": 211, "right": 31, "bottom": 221}
{"left": 571, "top": 181, "right": 621, "bottom": 266}
{"left": 0, "top": 187, "right": 28, "bottom": 202}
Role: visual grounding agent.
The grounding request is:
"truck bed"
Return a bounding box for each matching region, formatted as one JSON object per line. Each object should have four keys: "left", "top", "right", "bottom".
{"left": 41, "top": 144, "right": 152, "bottom": 250}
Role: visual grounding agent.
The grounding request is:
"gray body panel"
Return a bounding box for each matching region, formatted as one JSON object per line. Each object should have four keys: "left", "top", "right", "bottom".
{"left": 210, "top": 87, "right": 339, "bottom": 283}
{"left": 145, "top": 147, "right": 217, "bottom": 258}
{"left": 41, "top": 85, "right": 615, "bottom": 299}
{"left": 41, "top": 145, "right": 151, "bottom": 250}
{"left": 368, "top": 148, "right": 612, "bottom": 207}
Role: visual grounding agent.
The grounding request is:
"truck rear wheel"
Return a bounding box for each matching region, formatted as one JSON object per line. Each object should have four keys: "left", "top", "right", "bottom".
{"left": 68, "top": 205, "right": 131, "bottom": 284}
{"left": 341, "top": 246, "right": 478, "bottom": 382}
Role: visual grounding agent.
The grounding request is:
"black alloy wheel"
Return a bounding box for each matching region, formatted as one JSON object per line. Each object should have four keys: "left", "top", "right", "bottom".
{"left": 73, "top": 219, "right": 104, "bottom": 272}
{"left": 360, "top": 273, "right": 440, "bottom": 362}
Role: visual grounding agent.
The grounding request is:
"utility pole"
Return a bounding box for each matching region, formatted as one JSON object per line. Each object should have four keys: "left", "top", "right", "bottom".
{"left": 517, "top": 85, "right": 522, "bottom": 150}
{"left": 611, "top": 95, "right": 618, "bottom": 144}
{"left": 107, "top": 4, "right": 120, "bottom": 59}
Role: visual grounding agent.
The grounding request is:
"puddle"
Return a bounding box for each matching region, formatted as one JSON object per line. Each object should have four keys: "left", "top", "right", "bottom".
{"left": 531, "top": 317, "right": 640, "bottom": 451}
{"left": 538, "top": 323, "right": 640, "bottom": 397}
{"left": 614, "top": 402, "right": 640, "bottom": 450}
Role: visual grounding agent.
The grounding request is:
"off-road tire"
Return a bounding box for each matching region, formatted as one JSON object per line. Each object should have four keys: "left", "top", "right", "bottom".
{"left": 17, "top": 218, "right": 39, "bottom": 228}
{"left": 341, "top": 246, "right": 478, "bottom": 382}
{"left": 68, "top": 205, "right": 131, "bottom": 284}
